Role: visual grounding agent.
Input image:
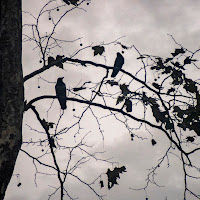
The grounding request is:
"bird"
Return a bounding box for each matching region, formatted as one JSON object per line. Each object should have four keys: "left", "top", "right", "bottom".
{"left": 111, "top": 52, "right": 124, "bottom": 77}
{"left": 55, "top": 77, "right": 67, "bottom": 110}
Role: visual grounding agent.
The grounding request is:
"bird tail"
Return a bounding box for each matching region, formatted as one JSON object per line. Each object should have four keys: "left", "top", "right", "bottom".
{"left": 58, "top": 98, "right": 67, "bottom": 110}
{"left": 111, "top": 68, "right": 119, "bottom": 77}
{"left": 111, "top": 71, "right": 117, "bottom": 77}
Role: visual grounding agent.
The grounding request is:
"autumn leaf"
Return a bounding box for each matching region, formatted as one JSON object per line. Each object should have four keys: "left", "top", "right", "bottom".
{"left": 121, "top": 44, "right": 128, "bottom": 49}
{"left": 92, "top": 45, "right": 105, "bottom": 56}
{"left": 186, "top": 136, "right": 195, "bottom": 143}
{"left": 64, "top": 0, "right": 80, "bottom": 6}
{"left": 17, "top": 183, "right": 22, "bottom": 187}
{"left": 120, "top": 84, "right": 130, "bottom": 96}
{"left": 151, "top": 105, "right": 167, "bottom": 123}
{"left": 171, "top": 48, "right": 185, "bottom": 57}
{"left": 156, "top": 58, "right": 165, "bottom": 69}
{"left": 183, "top": 56, "right": 197, "bottom": 65}
{"left": 152, "top": 82, "right": 163, "bottom": 90}
{"left": 131, "top": 133, "right": 134, "bottom": 141}
{"left": 165, "top": 121, "right": 174, "bottom": 130}
{"left": 183, "top": 84, "right": 197, "bottom": 93}
{"left": 106, "top": 166, "right": 127, "bottom": 189}
{"left": 56, "top": 55, "right": 64, "bottom": 69}
{"left": 167, "top": 88, "right": 175, "bottom": 95}
{"left": 48, "top": 56, "right": 55, "bottom": 65}
{"left": 151, "top": 139, "right": 157, "bottom": 146}
{"left": 100, "top": 180, "right": 104, "bottom": 188}
{"left": 48, "top": 122, "right": 54, "bottom": 129}
{"left": 172, "top": 61, "right": 185, "bottom": 70}
{"left": 125, "top": 99, "right": 132, "bottom": 112}
{"left": 164, "top": 57, "right": 173, "bottom": 63}
{"left": 116, "top": 96, "right": 125, "bottom": 105}
{"left": 183, "top": 78, "right": 197, "bottom": 93}
{"left": 106, "top": 80, "right": 118, "bottom": 86}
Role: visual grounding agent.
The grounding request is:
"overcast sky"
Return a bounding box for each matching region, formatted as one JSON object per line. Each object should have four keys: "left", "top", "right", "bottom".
{"left": 4, "top": 0, "right": 200, "bottom": 200}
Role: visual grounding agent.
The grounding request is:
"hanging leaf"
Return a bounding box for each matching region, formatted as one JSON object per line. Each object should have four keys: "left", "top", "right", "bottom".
{"left": 171, "top": 48, "right": 185, "bottom": 57}
{"left": 171, "top": 69, "right": 183, "bottom": 85}
{"left": 48, "top": 56, "right": 55, "bottom": 65}
{"left": 165, "top": 121, "right": 174, "bottom": 130}
{"left": 120, "top": 84, "right": 130, "bottom": 96}
{"left": 163, "top": 66, "right": 172, "bottom": 74}
{"left": 63, "top": 0, "right": 80, "bottom": 6}
{"left": 151, "top": 105, "right": 167, "bottom": 123}
{"left": 100, "top": 180, "right": 104, "bottom": 188}
{"left": 116, "top": 96, "right": 125, "bottom": 105}
{"left": 164, "top": 57, "right": 173, "bottom": 63}
{"left": 183, "top": 78, "right": 197, "bottom": 93}
{"left": 172, "top": 61, "right": 185, "bottom": 70}
{"left": 151, "top": 139, "right": 157, "bottom": 146}
{"left": 166, "top": 88, "right": 175, "bottom": 95}
{"left": 106, "top": 166, "right": 126, "bottom": 189}
{"left": 184, "top": 56, "right": 192, "bottom": 65}
{"left": 152, "top": 82, "right": 163, "bottom": 90}
{"left": 56, "top": 55, "right": 64, "bottom": 69}
{"left": 106, "top": 80, "right": 118, "bottom": 86}
{"left": 48, "top": 122, "right": 54, "bottom": 129}
{"left": 17, "top": 183, "right": 22, "bottom": 187}
{"left": 190, "top": 122, "right": 200, "bottom": 136}
{"left": 131, "top": 133, "right": 134, "bottom": 141}
{"left": 186, "top": 136, "right": 195, "bottom": 143}
{"left": 92, "top": 45, "right": 105, "bottom": 56}
{"left": 121, "top": 44, "right": 128, "bottom": 49}
{"left": 183, "top": 57, "right": 197, "bottom": 65}
{"left": 156, "top": 58, "right": 165, "bottom": 69}
{"left": 183, "top": 84, "right": 197, "bottom": 93}
{"left": 125, "top": 99, "right": 132, "bottom": 112}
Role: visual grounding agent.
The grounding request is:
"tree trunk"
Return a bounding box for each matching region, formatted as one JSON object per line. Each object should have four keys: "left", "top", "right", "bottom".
{"left": 0, "top": 0, "right": 23, "bottom": 199}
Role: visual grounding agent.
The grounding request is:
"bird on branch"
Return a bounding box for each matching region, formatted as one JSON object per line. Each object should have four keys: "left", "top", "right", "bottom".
{"left": 55, "top": 77, "right": 67, "bottom": 110}
{"left": 111, "top": 52, "right": 125, "bottom": 77}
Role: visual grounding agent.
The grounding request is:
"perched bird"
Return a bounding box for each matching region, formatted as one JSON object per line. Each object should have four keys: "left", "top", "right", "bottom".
{"left": 111, "top": 52, "right": 124, "bottom": 77}
{"left": 55, "top": 77, "right": 67, "bottom": 110}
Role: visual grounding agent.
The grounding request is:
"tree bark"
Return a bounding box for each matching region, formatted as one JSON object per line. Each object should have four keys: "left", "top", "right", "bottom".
{"left": 0, "top": 0, "right": 23, "bottom": 199}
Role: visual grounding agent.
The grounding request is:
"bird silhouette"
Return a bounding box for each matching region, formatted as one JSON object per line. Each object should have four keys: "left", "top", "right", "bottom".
{"left": 111, "top": 52, "right": 124, "bottom": 77}
{"left": 55, "top": 77, "right": 67, "bottom": 110}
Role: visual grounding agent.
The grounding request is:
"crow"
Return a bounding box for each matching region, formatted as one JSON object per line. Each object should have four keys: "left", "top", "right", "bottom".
{"left": 55, "top": 77, "right": 67, "bottom": 110}
{"left": 111, "top": 52, "right": 124, "bottom": 77}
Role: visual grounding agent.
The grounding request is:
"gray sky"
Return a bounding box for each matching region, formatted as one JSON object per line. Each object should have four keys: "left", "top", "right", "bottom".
{"left": 4, "top": 0, "right": 200, "bottom": 200}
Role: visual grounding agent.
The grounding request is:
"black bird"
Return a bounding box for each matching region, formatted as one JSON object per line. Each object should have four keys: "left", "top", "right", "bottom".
{"left": 111, "top": 52, "right": 124, "bottom": 77}
{"left": 55, "top": 77, "right": 67, "bottom": 110}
